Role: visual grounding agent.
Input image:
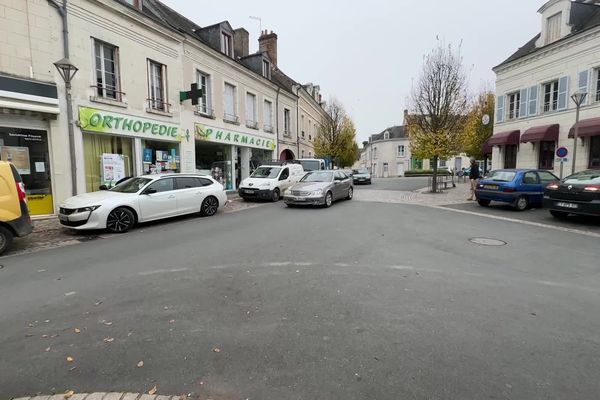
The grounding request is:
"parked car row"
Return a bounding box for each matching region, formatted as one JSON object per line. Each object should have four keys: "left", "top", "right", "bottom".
{"left": 475, "top": 168, "right": 600, "bottom": 218}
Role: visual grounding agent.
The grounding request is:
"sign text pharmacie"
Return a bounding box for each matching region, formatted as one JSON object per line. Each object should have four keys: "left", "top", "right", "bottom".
{"left": 194, "top": 123, "right": 276, "bottom": 151}
{"left": 78, "top": 107, "right": 184, "bottom": 141}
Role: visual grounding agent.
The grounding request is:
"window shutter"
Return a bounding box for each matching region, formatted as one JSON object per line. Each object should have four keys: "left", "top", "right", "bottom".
{"left": 496, "top": 95, "right": 505, "bottom": 123}
{"left": 578, "top": 70, "right": 590, "bottom": 106}
{"left": 557, "top": 75, "right": 569, "bottom": 110}
{"left": 519, "top": 88, "right": 528, "bottom": 118}
{"left": 528, "top": 85, "right": 538, "bottom": 116}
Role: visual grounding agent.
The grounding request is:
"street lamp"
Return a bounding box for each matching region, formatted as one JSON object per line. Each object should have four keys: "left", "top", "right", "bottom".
{"left": 570, "top": 90, "right": 588, "bottom": 174}
{"left": 54, "top": 57, "right": 79, "bottom": 195}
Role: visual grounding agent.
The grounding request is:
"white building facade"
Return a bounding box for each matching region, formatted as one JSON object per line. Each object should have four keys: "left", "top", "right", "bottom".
{"left": 491, "top": 0, "right": 600, "bottom": 177}
{"left": 360, "top": 126, "right": 412, "bottom": 177}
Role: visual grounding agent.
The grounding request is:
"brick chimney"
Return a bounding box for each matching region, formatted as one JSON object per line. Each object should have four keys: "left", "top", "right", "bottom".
{"left": 258, "top": 30, "right": 278, "bottom": 66}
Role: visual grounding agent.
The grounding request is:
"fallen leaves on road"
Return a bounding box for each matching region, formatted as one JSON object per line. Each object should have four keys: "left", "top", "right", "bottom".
{"left": 148, "top": 385, "right": 157, "bottom": 395}
{"left": 94, "top": 301, "right": 103, "bottom": 306}
{"left": 213, "top": 347, "right": 221, "bottom": 353}
{"left": 103, "top": 337, "right": 114, "bottom": 343}
{"left": 41, "top": 334, "right": 48, "bottom": 338}
{"left": 45, "top": 347, "right": 51, "bottom": 352}
{"left": 137, "top": 360, "right": 144, "bottom": 368}
{"left": 74, "top": 328, "right": 81, "bottom": 334}
{"left": 169, "top": 319, "right": 175, "bottom": 324}
{"left": 64, "top": 390, "right": 75, "bottom": 398}
{"left": 104, "top": 321, "right": 113, "bottom": 326}
{"left": 64, "top": 291, "right": 77, "bottom": 297}
{"left": 66, "top": 356, "right": 74, "bottom": 363}
{"left": 69, "top": 366, "right": 77, "bottom": 371}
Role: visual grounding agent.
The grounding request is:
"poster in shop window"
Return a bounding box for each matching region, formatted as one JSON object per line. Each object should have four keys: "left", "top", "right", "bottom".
{"left": 0, "top": 146, "right": 31, "bottom": 175}
{"left": 102, "top": 153, "right": 126, "bottom": 184}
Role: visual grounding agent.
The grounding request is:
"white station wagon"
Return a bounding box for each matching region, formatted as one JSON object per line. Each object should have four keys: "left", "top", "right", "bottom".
{"left": 58, "top": 174, "right": 228, "bottom": 233}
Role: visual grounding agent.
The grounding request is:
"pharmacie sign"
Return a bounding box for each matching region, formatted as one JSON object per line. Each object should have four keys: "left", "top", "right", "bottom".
{"left": 79, "top": 107, "right": 184, "bottom": 141}
{"left": 194, "top": 123, "right": 276, "bottom": 151}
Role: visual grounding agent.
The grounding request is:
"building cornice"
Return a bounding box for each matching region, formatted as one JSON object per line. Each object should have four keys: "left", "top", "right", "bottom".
{"left": 494, "top": 25, "right": 600, "bottom": 75}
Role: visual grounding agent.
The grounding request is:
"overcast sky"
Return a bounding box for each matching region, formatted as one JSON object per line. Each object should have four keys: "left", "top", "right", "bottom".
{"left": 162, "top": 0, "right": 543, "bottom": 143}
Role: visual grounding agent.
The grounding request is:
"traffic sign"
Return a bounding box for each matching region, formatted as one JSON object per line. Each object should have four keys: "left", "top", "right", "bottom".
{"left": 482, "top": 114, "right": 490, "bottom": 126}
{"left": 556, "top": 147, "right": 568, "bottom": 158}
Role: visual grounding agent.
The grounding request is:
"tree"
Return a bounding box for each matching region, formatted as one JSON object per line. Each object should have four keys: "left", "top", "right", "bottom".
{"left": 407, "top": 41, "right": 469, "bottom": 192}
{"left": 462, "top": 90, "right": 495, "bottom": 159}
{"left": 315, "top": 99, "right": 359, "bottom": 168}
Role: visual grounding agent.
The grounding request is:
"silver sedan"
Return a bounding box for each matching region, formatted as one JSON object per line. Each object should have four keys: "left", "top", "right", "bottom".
{"left": 283, "top": 171, "right": 353, "bottom": 208}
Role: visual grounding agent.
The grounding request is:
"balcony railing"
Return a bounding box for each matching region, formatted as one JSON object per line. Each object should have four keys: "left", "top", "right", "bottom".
{"left": 246, "top": 120, "right": 258, "bottom": 129}
{"left": 263, "top": 124, "right": 274, "bottom": 133}
{"left": 147, "top": 98, "right": 172, "bottom": 113}
{"left": 223, "top": 112, "right": 239, "bottom": 124}
{"left": 196, "top": 106, "right": 215, "bottom": 118}
{"left": 92, "top": 84, "right": 125, "bottom": 102}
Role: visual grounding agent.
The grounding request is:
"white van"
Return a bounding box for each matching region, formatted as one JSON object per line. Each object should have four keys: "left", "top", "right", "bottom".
{"left": 297, "top": 158, "right": 327, "bottom": 171}
{"left": 239, "top": 164, "right": 305, "bottom": 201}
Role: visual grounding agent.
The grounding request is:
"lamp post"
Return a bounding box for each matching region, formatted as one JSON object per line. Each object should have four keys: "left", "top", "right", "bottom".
{"left": 53, "top": 57, "right": 79, "bottom": 195}
{"left": 570, "top": 91, "right": 588, "bottom": 175}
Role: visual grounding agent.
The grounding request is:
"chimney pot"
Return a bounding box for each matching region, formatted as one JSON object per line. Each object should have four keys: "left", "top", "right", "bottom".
{"left": 258, "top": 29, "right": 278, "bottom": 66}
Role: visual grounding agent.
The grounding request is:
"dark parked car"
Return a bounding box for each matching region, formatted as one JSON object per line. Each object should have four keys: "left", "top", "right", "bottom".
{"left": 544, "top": 170, "right": 600, "bottom": 218}
{"left": 475, "top": 169, "right": 559, "bottom": 211}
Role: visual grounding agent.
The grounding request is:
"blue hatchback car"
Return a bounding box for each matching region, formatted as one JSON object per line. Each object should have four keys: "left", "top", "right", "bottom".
{"left": 475, "top": 169, "right": 560, "bottom": 211}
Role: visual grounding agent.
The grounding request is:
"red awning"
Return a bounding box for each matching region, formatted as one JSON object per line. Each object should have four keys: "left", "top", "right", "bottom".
{"left": 486, "top": 130, "right": 520, "bottom": 146}
{"left": 482, "top": 139, "right": 492, "bottom": 155}
{"left": 520, "top": 124, "right": 559, "bottom": 143}
{"left": 569, "top": 117, "right": 600, "bottom": 138}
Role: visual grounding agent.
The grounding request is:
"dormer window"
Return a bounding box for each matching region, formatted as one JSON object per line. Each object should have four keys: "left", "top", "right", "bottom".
{"left": 262, "top": 59, "right": 270, "bottom": 78}
{"left": 384, "top": 131, "right": 389, "bottom": 140}
{"left": 545, "top": 12, "right": 562, "bottom": 44}
{"left": 221, "top": 31, "right": 233, "bottom": 57}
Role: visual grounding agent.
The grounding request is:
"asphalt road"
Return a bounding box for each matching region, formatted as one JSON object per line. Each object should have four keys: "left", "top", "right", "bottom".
{"left": 1, "top": 200, "right": 600, "bottom": 399}
{"left": 444, "top": 201, "right": 600, "bottom": 234}
{"left": 354, "top": 177, "right": 429, "bottom": 191}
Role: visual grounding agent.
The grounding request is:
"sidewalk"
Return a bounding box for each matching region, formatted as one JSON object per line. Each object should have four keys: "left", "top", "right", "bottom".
{"left": 2, "top": 195, "right": 263, "bottom": 258}
{"left": 354, "top": 181, "right": 472, "bottom": 207}
{"left": 12, "top": 393, "right": 184, "bottom": 400}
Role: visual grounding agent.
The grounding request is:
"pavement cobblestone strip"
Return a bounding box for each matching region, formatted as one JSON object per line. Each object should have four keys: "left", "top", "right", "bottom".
{"left": 354, "top": 181, "right": 472, "bottom": 206}
{"left": 12, "top": 394, "right": 183, "bottom": 400}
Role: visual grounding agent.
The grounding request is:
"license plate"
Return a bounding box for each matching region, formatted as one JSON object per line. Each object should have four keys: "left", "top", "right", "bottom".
{"left": 556, "top": 202, "right": 578, "bottom": 209}
{"left": 243, "top": 189, "right": 255, "bottom": 194}
{"left": 59, "top": 214, "right": 68, "bottom": 222}
{"left": 483, "top": 185, "right": 499, "bottom": 190}
{"left": 291, "top": 196, "right": 305, "bottom": 201}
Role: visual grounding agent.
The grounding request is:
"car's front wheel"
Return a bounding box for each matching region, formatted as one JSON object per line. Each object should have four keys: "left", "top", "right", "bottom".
{"left": 201, "top": 196, "right": 219, "bottom": 216}
{"left": 346, "top": 187, "right": 353, "bottom": 200}
{"left": 477, "top": 199, "right": 491, "bottom": 207}
{"left": 514, "top": 196, "right": 529, "bottom": 211}
{"left": 324, "top": 191, "right": 333, "bottom": 208}
{"left": 271, "top": 189, "right": 280, "bottom": 202}
{"left": 106, "top": 207, "right": 135, "bottom": 233}
{"left": 0, "top": 225, "right": 14, "bottom": 255}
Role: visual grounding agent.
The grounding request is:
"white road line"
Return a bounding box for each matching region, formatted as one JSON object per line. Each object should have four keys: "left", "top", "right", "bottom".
{"left": 138, "top": 268, "right": 190, "bottom": 276}
{"left": 425, "top": 204, "right": 600, "bottom": 238}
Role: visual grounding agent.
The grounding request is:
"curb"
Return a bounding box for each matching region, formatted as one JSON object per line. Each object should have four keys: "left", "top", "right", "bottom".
{"left": 12, "top": 393, "right": 184, "bottom": 400}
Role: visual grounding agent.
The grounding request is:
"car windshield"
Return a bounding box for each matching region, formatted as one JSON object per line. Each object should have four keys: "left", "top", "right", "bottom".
{"left": 563, "top": 171, "right": 600, "bottom": 185}
{"left": 110, "top": 177, "right": 152, "bottom": 193}
{"left": 299, "top": 160, "right": 321, "bottom": 171}
{"left": 487, "top": 170, "right": 516, "bottom": 182}
{"left": 353, "top": 168, "right": 368, "bottom": 174}
{"left": 251, "top": 167, "right": 281, "bottom": 179}
{"left": 301, "top": 171, "right": 333, "bottom": 182}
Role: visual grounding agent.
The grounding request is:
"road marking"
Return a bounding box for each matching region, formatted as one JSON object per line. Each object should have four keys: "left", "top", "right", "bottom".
{"left": 425, "top": 205, "right": 600, "bottom": 238}
{"left": 138, "top": 268, "right": 190, "bottom": 276}
{"left": 64, "top": 291, "right": 77, "bottom": 296}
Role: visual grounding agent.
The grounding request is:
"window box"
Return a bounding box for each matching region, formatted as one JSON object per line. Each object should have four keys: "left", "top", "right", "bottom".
{"left": 224, "top": 113, "right": 239, "bottom": 125}
{"left": 246, "top": 120, "right": 258, "bottom": 130}
{"left": 89, "top": 94, "right": 128, "bottom": 108}
{"left": 195, "top": 108, "right": 215, "bottom": 119}
{"left": 263, "top": 124, "right": 274, "bottom": 133}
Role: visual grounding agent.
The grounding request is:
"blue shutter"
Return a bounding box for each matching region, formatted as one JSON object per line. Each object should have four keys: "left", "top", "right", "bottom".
{"left": 496, "top": 95, "right": 505, "bottom": 123}
{"left": 519, "top": 88, "right": 528, "bottom": 118}
{"left": 578, "top": 70, "right": 590, "bottom": 105}
{"left": 528, "top": 85, "right": 538, "bottom": 116}
{"left": 557, "top": 75, "right": 569, "bottom": 110}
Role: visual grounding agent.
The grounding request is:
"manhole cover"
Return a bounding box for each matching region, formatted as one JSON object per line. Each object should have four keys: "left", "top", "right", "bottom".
{"left": 469, "top": 237, "right": 507, "bottom": 246}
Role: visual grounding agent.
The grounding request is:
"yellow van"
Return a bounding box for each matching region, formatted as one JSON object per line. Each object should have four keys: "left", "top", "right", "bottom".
{"left": 0, "top": 161, "right": 33, "bottom": 255}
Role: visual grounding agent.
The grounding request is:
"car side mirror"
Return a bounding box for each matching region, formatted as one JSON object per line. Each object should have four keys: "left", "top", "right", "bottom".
{"left": 143, "top": 188, "right": 157, "bottom": 195}
{"left": 99, "top": 184, "right": 109, "bottom": 191}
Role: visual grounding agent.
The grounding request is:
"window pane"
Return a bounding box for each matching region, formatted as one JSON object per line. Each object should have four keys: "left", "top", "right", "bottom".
{"left": 176, "top": 177, "right": 199, "bottom": 189}
{"left": 148, "top": 178, "right": 174, "bottom": 193}
{"left": 538, "top": 171, "right": 558, "bottom": 183}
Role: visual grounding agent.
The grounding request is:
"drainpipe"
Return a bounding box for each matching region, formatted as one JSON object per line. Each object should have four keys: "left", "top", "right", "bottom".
{"left": 48, "top": 0, "right": 78, "bottom": 195}
{"left": 295, "top": 85, "right": 300, "bottom": 159}
{"left": 275, "top": 87, "right": 280, "bottom": 161}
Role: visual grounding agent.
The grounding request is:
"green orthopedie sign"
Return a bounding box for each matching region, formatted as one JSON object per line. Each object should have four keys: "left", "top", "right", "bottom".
{"left": 78, "top": 107, "right": 186, "bottom": 141}
{"left": 195, "top": 123, "right": 276, "bottom": 151}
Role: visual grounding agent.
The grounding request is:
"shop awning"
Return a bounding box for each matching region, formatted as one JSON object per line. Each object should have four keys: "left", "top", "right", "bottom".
{"left": 569, "top": 117, "right": 600, "bottom": 138}
{"left": 520, "top": 124, "right": 559, "bottom": 143}
{"left": 482, "top": 139, "right": 493, "bottom": 155}
{"left": 486, "top": 130, "right": 520, "bottom": 146}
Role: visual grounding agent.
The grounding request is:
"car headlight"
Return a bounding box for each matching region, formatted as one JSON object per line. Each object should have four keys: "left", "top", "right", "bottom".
{"left": 74, "top": 205, "right": 101, "bottom": 213}
{"left": 260, "top": 183, "right": 271, "bottom": 188}
{"left": 311, "top": 190, "right": 323, "bottom": 196}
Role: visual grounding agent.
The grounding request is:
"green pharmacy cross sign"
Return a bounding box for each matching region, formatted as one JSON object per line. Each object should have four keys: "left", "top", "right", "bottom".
{"left": 180, "top": 83, "right": 203, "bottom": 106}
